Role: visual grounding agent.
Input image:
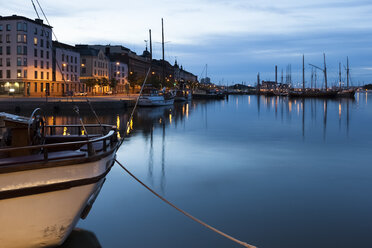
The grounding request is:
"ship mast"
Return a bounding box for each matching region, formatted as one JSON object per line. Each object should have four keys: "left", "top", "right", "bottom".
{"left": 161, "top": 18, "right": 165, "bottom": 86}
{"left": 302, "top": 54, "right": 305, "bottom": 90}
{"left": 346, "top": 56, "right": 350, "bottom": 88}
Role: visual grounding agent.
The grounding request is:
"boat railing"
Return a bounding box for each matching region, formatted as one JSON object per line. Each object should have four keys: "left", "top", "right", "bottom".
{"left": 0, "top": 125, "right": 118, "bottom": 162}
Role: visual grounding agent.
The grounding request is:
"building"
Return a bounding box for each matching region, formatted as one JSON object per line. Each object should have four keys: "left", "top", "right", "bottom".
{"left": 107, "top": 53, "right": 128, "bottom": 93}
{"left": 75, "top": 45, "right": 110, "bottom": 94}
{"left": 52, "top": 41, "right": 81, "bottom": 96}
{"left": 0, "top": 15, "right": 53, "bottom": 96}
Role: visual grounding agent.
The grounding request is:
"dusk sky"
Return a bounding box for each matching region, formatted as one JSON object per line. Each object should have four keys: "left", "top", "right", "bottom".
{"left": 3, "top": 0, "right": 372, "bottom": 86}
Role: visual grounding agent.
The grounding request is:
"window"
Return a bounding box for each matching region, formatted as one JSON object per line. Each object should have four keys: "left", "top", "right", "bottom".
{"left": 40, "top": 83, "right": 43, "bottom": 92}
{"left": 41, "top": 72, "right": 44, "bottom": 79}
{"left": 82, "top": 68, "right": 86, "bottom": 74}
{"left": 82, "top": 58, "right": 86, "bottom": 64}
{"left": 46, "top": 31, "right": 49, "bottom": 37}
{"left": 17, "top": 46, "right": 22, "bottom": 55}
{"left": 41, "top": 61, "right": 44, "bottom": 69}
{"left": 17, "top": 22, "right": 23, "bottom": 31}
{"left": 34, "top": 37, "right": 38, "bottom": 45}
{"left": 46, "top": 51, "right": 49, "bottom": 59}
{"left": 40, "top": 39, "right": 44, "bottom": 47}
{"left": 70, "top": 56, "right": 73, "bottom": 63}
{"left": 6, "top": 35, "right": 10, "bottom": 43}
{"left": 18, "top": 34, "right": 23, "bottom": 42}
{"left": 0, "top": 47, "right": 2, "bottom": 55}
{"left": 67, "top": 64, "right": 69, "bottom": 72}
{"left": 34, "top": 60, "right": 37, "bottom": 68}
{"left": 23, "top": 58, "right": 27, "bottom": 66}
{"left": 75, "top": 65, "right": 77, "bottom": 72}
{"left": 23, "top": 46, "right": 27, "bottom": 55}
{"left": 46, "top": 41, "right": 49, "bottom": 48}
{"left": 66, "top": 74, "right": 69, "bottom": 80}
{"left": 34, "top": 83, "right": 37, "bottom": 92}
{"left": 0, "top": 58, "right": 2, "bottom": 66}
{"left": 41, "top": 30, "right": 44, "bottom": 36}
{"left": 46, "top": 61, "right": 49, "bottom": 69}
{"left": 23, "top": 23, "right": 27, "bottom": 32}
{"left": 17, "top": 69, "right": 22, "bottom": 78}
{"left": 40, "top": 50, "right": 44, "bottom": 58}
{"left": 0, "top": 34, "right": 2, "bottom": 43}
{"left": 62, "top": 54, "right": 65, "bottom": 61}
{"left": 6, "top": 70, "right": 10, "bottom": 78}
{"left": 17, "top": 57, "right": 22, "bottom": 66}
{"left": 66, "top": 55, "right": 69, "bottom": 62}
{"left": 24, "top": 70, "right": 27, "bottom": 78}
{"left": 34, "top": 48, "right": 37, "bottom": 57}
{"left": 0, "top": 25, "right": 2, "bottom": 31}
{"left": 47, "top": 72, "right": 49, "bottom": 80}
{"left": 6, "top": 58, "right": 10, "bottom": 66}
{"left": 35, "top": 71, "right": 38, "bottom": 79}
{"left": 34, "top": 27, "right": 37, "bottom": 35}
{"left": 6, "top": 46, "right": 10, "bottom": 55}
{"left": 0, "top": 70, "right": 2, "bottom": 78}
{"left": 75, "top": 57, "right": 77, "bottom": 63}
{"left": 6, "top": 24, "right": 11, "bottom": 31}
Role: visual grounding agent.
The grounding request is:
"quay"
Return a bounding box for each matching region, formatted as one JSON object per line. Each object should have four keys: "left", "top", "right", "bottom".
{"left": 0, "top": 95, "right": 137, "bottom": 113}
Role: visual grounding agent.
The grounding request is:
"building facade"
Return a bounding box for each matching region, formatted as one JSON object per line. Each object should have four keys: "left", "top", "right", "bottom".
{"left": 108, "top": 55, "right": 128, "bottom": 93}
{"left": 52, "top": 41, "right": 81, "bottom": 95}
{"left": 0, "top": 15, "right": 53, "bottom": 96}
{"left": 75, "top": 45, "right": 110, "bottom": 94}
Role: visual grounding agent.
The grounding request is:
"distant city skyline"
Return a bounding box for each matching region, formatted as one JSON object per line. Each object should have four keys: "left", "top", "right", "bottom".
{"left": 3, "top": 0, "right": 372, "bottom": 85}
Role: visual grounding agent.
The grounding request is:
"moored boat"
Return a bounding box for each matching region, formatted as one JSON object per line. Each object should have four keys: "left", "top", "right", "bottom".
{"left": 138, "top": 87, "right": 175, "bottom": 106}
{"left": 0, "top": 110, "right": 120, "bottom": 248}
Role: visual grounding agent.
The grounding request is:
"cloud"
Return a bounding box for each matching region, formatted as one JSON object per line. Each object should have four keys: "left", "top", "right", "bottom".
{"left": 2, "top": 0, "right": 372, "bottom": 84}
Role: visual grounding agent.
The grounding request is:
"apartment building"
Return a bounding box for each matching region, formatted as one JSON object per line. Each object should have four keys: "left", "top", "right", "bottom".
{"left": 75, "top": 45, "right": 110, "bottom": 94}
{"left": 0, "top": 15, "right": 53, "bottom": 96}
{"left": 52, "top": 41, "right": 81, "bottom": 95}
{"left": 107, "top": 54, "right": 128, "bottom": 93}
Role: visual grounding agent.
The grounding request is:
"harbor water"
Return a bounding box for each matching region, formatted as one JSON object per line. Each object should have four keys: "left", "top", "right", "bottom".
{"left": 9, "top": 93, "right": 372, "bottom": 248}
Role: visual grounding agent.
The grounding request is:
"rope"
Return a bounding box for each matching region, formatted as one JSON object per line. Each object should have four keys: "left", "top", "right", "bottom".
{"left": 115, "top": 159, "right": 257, "bottom": 248}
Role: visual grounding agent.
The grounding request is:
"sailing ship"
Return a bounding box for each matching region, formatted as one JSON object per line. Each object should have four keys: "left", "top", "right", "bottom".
{"left": 0, "top": 109, "right": 120, "bottom": 248}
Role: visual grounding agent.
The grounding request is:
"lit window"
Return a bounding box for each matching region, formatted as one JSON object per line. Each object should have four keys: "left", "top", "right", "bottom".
{"left": 34, "top": 37, "right": 38, "bottom": 45}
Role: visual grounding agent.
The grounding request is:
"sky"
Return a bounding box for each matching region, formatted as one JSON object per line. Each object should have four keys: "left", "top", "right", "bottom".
{"left": 3, "top": 0, "right": 372, "bottom": 86}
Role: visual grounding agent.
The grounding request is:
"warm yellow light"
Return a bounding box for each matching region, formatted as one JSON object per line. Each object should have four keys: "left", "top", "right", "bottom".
{"left": 116, "top": 62, "right": 120, "bottom": 65}
{"left": 169, "top": 113, "right": 172, "bottom": 124}
{"left": 130, "top": 71, "right": 133, "bottom": 75}
{"left": 117, "top": 71, "right": 120, "bottom": 74}
{"left": 152, "top": 72, "right": 155, "bottom": 75}
{"left": 81, "top": 64, "right": 85, "bottom": 67}
{"left": 63, "top": 63, "right": 67, "bottom": 67}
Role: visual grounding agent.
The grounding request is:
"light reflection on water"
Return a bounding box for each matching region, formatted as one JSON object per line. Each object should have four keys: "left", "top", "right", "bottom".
{"left": 4, "top": 93, "right": 372, "bottom": 248}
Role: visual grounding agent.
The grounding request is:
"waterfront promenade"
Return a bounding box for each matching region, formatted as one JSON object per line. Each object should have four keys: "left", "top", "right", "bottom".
{"left": 0, "top": 95, "right": 139, "bottom": 112}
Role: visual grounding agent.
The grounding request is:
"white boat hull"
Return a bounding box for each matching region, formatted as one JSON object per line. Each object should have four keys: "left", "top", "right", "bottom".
{"left": 0, "top": 153, "right": 115, "bottom": 248}
{"left": 138, "top": 95, "right": 174, "bottom": 106}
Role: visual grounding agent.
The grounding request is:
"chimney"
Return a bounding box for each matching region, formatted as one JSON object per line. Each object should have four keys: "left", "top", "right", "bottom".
{"left": 35, "top": 18, "right": 43, "bottom": 25}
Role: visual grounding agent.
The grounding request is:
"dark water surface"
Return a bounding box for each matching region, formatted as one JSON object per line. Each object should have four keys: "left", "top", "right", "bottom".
{"left": 10, "top": 93, "right": 372, "bottom": 248}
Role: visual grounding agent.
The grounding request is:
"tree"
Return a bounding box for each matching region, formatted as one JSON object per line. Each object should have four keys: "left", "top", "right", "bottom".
{"left": 109, "top": 78, "right": 118, "bottom": 90}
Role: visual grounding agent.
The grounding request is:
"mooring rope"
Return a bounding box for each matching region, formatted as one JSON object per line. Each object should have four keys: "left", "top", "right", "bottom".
{"left": 115, "top": 159, "right": 257, "bottom": 248}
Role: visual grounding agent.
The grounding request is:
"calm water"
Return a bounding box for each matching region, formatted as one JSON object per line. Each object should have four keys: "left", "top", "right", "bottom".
{"left": 15, "top": 93, "right": 372, "bottom": 247}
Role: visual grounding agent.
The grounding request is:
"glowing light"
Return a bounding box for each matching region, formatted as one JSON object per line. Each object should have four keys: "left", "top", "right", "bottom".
{"left": 14, "top": 82, "right": 19, "bottom": 87}
{"left": 116, "top": 62, "right": 120, "bottom": 65}
{"left": 63, "top": 63, "right": 67, "bottom": 67}
{"left": 159, "top": 118, "right": 162, "bottom": 124}
{"left": 117, "top": 71, "right": 120, "bottom": 74}
{"left": 9, "top": 88, "right": 15, "bottom": 93}
{"left": 81, "top": 130, "right": 85, "bottom": 136}
{"left": 63, "top": 127, "right": 67, "bottom": 136}
{"left": 289, "top": 101, "right": 292, "bottom": 112}
{"left": 116, "top": 115, "right": 120, "bottom": 129}
{"left": 169, "top": 113, "right": 172, "bottom": 124}
{"left": 81, "top": 64, "right": 85, "bottom": 67}
{"left": 248, "top": 96, "right": 251, "bottom": 105}
{"left": 152, "top": 72, "right": 155, "bottom": 75}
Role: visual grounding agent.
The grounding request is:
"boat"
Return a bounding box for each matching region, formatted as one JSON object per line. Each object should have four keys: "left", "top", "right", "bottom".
{"left": 138, "top": 87, "right": 175, "bottom": 106}
{"left": 0, "top": 109, "right": 120, "bottom": 248}
{"left": 192, "top": 89, "right": 225, "bottom": 100}
{"left": 337, "top": 88, "right": 356, "bottom": 98}
{"left": 288, "top": 89, "right": 338, "bottom": 98}
{"left": 174, "top": 89, "right": 192, "bottom": 102}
